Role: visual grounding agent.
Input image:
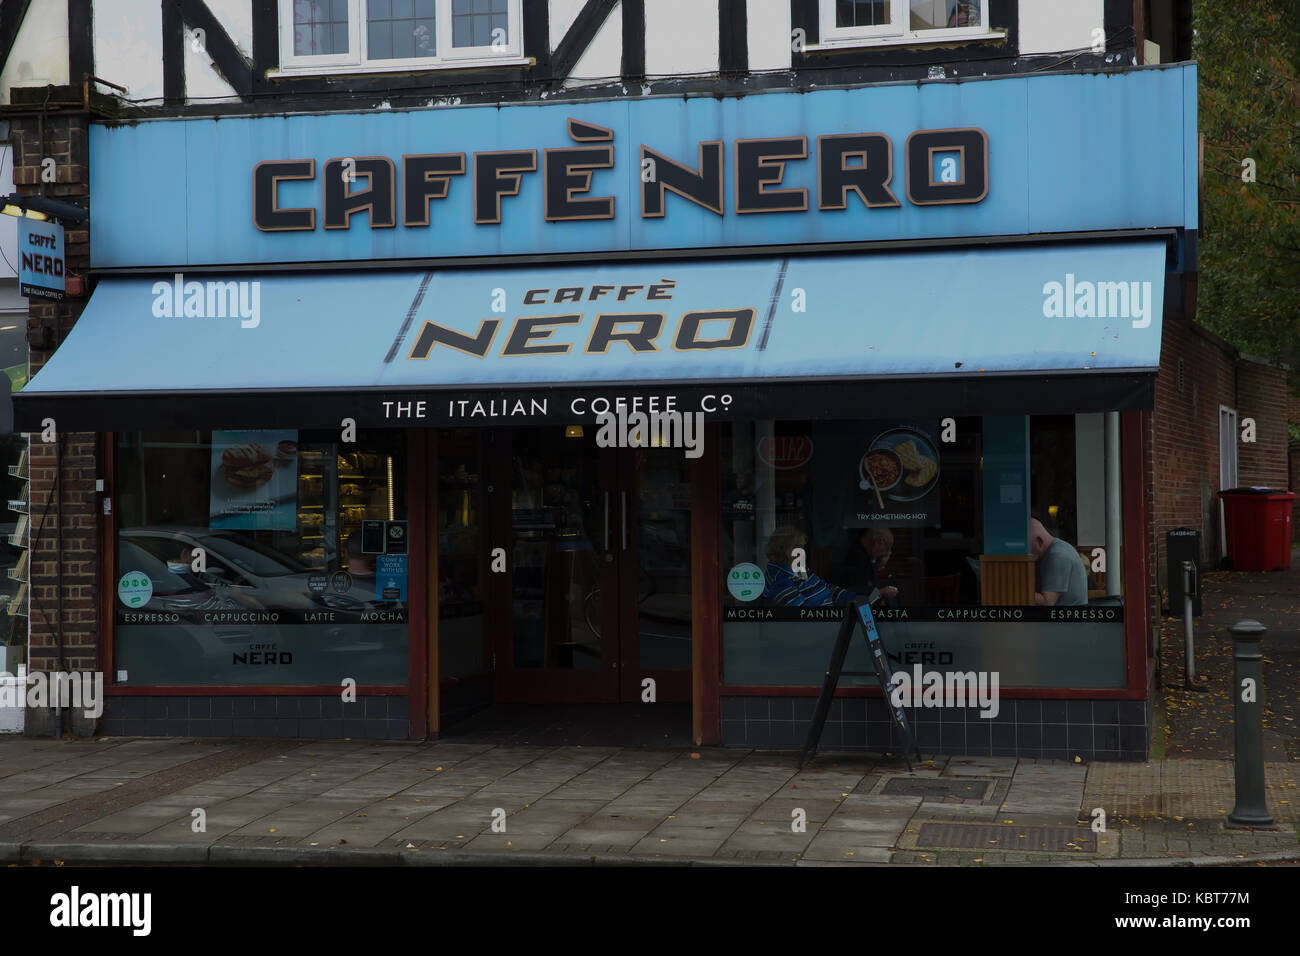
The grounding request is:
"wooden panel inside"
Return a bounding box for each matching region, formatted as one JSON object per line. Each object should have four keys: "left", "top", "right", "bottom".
{"left": 979, "top": 554, "right": 1036, "bottom": 605}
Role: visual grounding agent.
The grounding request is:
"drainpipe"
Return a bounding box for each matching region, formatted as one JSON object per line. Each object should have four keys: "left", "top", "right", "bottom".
{"left": 1105, "top": 412, "right": 1122, "bottom": 596}
{"left": 54, "top": 302, "right": 66, "bottom": 736}
{"left": 53, "top": 432, "right": 64, "bottom": 738}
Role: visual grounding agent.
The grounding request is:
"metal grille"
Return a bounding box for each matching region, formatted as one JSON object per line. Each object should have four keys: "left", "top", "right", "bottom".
{"left": 917, "top": 823, "right": 1098, "bottom": 852}
{"left": 883, "top": 777, "right": 993, "bottom": 800}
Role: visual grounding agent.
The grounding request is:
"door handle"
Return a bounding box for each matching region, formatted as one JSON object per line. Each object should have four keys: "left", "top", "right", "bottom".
{"left": 620, "top": 491, "right": 627, "bottom": 550}
{"left": 603, "top": 492, "right": 610, "bottom": 552}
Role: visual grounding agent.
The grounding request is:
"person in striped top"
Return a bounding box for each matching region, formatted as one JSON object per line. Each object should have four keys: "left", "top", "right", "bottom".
{"left": 762, "top": 526, "right": 856, "bottom": 607}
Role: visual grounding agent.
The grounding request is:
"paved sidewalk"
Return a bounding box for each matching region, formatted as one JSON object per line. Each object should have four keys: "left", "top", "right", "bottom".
{"left": 1158, "top": 546, "right": 1300, "bottom": 760}
{"left": 1, "top": 737, "right": 1296, "bottom": 866}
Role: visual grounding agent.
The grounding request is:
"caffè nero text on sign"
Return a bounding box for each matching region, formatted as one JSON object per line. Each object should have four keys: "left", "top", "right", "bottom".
{"left": 7, "top": 0, "right": 1199, "bottom": 758}
{"left": 253, "top": 119, "right": 989, "bottom": 232}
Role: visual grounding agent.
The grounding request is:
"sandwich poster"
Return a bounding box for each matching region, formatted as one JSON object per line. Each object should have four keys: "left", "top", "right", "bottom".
{"left": 209, "top": 430, "right": 299, "bottom": 530}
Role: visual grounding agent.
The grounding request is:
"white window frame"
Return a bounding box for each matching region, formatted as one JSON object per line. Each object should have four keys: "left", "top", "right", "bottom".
{"left": 1218, "top": 405, "right": 1239, "bottom": 560}
{"left": 275, "top": 0, "right": 526, "bottom": 76}
{"left": 815, "top": 0, "right": 1000, "bottom": 50}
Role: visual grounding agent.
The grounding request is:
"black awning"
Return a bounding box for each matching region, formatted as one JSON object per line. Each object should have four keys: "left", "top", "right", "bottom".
{"left": 16, "top": 373, "right": 1154, "bottom": 432}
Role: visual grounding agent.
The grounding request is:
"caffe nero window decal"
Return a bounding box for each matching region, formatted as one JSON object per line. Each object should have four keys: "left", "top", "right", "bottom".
{"left": 252, "top": 118, "right": 989, "bottom": 232}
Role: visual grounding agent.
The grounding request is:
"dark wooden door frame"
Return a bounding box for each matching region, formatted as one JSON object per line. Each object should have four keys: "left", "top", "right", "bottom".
{"left": 692, "top": 423, "right": 722, "bottom": 745}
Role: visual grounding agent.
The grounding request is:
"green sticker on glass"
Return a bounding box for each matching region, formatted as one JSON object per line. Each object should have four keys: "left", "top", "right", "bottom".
{"left": 117, "top": 571, "right": 153, "bottom": 608}
{"left": 726, "top": 562, "right": 764, "bottom": 602}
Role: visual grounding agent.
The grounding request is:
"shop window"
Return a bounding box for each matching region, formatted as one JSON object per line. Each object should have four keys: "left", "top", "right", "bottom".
{"left": 278, "top": 0, "right": 524, "bottom": 75}
{"left": 719, "top": 416, "right": 1126, "bottom": 690}
{"left": 817, "top": 0, "right": 994, "bottom": 48}
{"left": 113, "top": 430, "right": 408, "bottom": 686}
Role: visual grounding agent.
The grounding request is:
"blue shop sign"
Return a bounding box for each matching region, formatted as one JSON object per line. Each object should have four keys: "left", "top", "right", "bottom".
{"left": 19, "top": 218, "right": 65, "bottom": 300}
{"left": 91, "top": 65, "right": 1196, "bottom": 269}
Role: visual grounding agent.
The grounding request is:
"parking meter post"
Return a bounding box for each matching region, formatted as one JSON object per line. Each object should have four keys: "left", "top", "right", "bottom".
{"left": 1227, "top": 619, "right": 1275, "bottom": 829}
{"left": 1182, "top": 561, "right": 1196, "bottom": 687}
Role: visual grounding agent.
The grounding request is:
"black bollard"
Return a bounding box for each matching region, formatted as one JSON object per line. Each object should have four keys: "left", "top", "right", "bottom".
{"left": 1226, "top": 620, "right": 1275, "bottom": 828}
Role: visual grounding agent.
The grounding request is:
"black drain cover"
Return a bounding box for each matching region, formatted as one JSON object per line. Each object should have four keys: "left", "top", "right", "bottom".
{"left": 883, "top": 777, "right": 992, "bottom": 800}
{"left": 918, "top": 822, "right": 1098, "bottom": 852}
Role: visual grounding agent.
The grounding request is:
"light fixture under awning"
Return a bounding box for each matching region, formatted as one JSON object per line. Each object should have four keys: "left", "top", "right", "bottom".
{"left": 15, "top": 241, "right": 1167, "bottom": 432}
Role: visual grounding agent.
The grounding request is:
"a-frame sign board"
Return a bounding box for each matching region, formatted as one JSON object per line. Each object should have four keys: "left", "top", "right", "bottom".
{"left": 797, "top": 594, "right": 923, "bottom": 770}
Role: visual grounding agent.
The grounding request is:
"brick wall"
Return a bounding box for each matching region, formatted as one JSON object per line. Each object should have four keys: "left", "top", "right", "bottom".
{"left": 1236, "top": 361, "right": 1290, "bottom": 487}
{"left": 1152, "top": 317, "right": 1290, "bottom": 586}
{"left": 9, "top": 109, "right": 101, "bottom": 729}
{"left": 1152, "top": 317, "right": 1235, "bottom": 581}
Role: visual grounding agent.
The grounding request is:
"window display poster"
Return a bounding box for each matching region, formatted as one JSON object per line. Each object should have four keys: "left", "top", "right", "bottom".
{"left": 814, "top": 420, "right": 943, "bottom": 528}
{"left": 376, "top": 554, "right": 408, "bottom": 601}
{"left": 209, "top": 429, "right": 299, "bottom": 530}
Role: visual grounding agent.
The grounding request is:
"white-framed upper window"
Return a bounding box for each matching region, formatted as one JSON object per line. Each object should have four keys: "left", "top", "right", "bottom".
{"left": 277, "top": 0, "right": 525, "bottom": 75}
{"left": 818, "top": 0, "right": 995, "bottom": 48}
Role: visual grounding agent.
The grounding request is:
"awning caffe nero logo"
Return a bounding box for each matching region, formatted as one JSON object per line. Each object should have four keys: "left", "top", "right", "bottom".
{"left": 252, "top": 118, "right": 988, "bottom": 232}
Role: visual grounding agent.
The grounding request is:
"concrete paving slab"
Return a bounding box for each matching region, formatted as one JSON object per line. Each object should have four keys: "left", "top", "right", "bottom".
{"left": 522, "top": 797, "right": 611, "bottom": 814}
{"left": 816, "top": 814, "right": 914, "bottom": 843}
{"left": 909, "top": 804, "right": 1003, "bottom": 821}
{"left": 462, "top": 831, "right": 563, "bottom": 851}
{"left": 1000, "top": 761, "right": 1087, "bottom": 814}
{"left": 228, "top": 801, "right": 363, "bottom": 838}
{"left": 839, "top": 792, "right": 923, "bottom": 811}
{"left": 0, "top": 793, "right": 86, "bottom": 816}
{"left": 752, "top": 797, "right": 845, "bottom": 818}
{"left": 180, "top": 794, "right": 303, "bottom": 830}
{"left": 673, "top": 809, "right": 764, "bottom": 827}
{"left": 296, "top": 819, "right": 418, "bottom": 848}
{"left": 944, "top": 756, "right": 1018, "bottom": 777}
{"left": 652, "top": 813, "right": 741, "bottom": 833}
{"left": 800, "top": 837, "right": 894, "bottom": 863}
{"left": 718, "top": 821, "right": 814, "bottom": 853}
{"left": 63, "top": 806, "right": 195, "bottom": 836}
{"left": 469, "top": 786, "right": 566, "bottom": 804}
{"left": 549, "top": 827, "right": 649, "bottom": 848}
{"left": 631, "top": 828, "right": 731, "bottom": 856}
{"left": 583, "top": 809, "right": 674, "bottom": 830}
{"left": 785, "top": 771, "right": 868, "bottom": 791}
{"left": 387, "top": 820, "right": 490, "bottom": 843}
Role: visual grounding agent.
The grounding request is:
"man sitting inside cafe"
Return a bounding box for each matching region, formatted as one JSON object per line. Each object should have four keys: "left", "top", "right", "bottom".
{"left": 1029, "top": 514, "right": 1088, "bottom": 607}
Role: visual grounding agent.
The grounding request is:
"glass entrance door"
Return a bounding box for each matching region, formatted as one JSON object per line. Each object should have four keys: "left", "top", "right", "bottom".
{"left": 617, "top": 448, "right": 693, "bottom": 702}
{"left": 493, "top": 427, "right": 692, "bottom": 703}
{"left": 497, "top": 427, "right": 619, "bottom": 702}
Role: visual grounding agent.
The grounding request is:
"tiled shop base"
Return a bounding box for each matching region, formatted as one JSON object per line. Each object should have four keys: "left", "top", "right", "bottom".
{"left": 720, "top": 697, "right": 1150, "bottom": 761}
{"left": 99, "top": 696, "right": 410, "bottom": 739}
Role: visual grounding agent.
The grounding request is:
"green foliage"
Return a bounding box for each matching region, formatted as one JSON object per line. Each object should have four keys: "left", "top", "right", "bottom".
{"left": 1194, "top": 0, "right": 1300, "bottom": 382}
{"left": 1289, "top": 421, "right": 1300, "bottom": 444}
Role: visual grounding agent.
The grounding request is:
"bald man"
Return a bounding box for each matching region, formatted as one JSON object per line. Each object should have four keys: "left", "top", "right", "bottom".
{"left": 1029, "top": 517, "right": 1088, "bottom": 607}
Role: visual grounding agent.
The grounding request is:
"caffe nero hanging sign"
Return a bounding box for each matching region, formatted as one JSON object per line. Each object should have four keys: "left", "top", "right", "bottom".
{"left": 252, "top": 118, "right": 988, "bottom": 233}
